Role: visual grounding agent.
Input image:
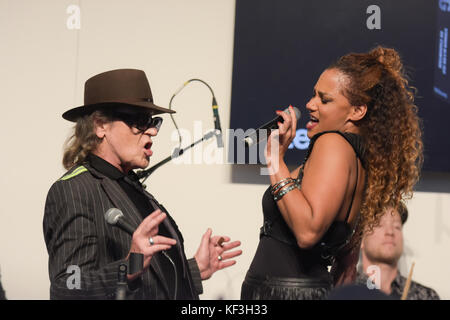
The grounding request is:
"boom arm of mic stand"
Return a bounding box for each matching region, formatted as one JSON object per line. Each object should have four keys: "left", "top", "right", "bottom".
{"left": 137, "top": 130, "right": 218, "bottom": 183}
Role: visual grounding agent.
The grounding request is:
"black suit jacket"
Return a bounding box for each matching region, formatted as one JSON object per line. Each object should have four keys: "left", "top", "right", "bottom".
{"left": 43, "top": 163, "right": 202, "bottom": 299}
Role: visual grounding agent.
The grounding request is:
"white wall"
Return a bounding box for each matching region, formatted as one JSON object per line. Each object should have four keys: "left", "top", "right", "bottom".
{"left": 0, "top": 0, "right": 449, "bottom": 300}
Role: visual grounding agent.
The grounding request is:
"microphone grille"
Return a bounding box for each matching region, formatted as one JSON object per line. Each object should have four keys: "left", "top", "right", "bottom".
{"left": 293, "top": 106, "right": 301, "bottom": 120}
{"left": 283, "top": 106, "right": 301, "bottom": 120}
{"left": 104, "top": 208, "right": 123, "bottom": 225}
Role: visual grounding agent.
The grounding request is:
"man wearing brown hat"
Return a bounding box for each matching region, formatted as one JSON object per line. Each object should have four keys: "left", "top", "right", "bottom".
{"left": 356, "top": 202, "right": 440, "bottom": 300}
{"left": 43, "top": 69, "right": 242, "bottom": 299}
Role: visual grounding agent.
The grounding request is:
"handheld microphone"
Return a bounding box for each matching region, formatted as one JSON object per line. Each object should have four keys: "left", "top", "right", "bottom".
{"left": 244, "top": 106, "right": 301, "bottom": 147}
{"left": 104, "top": 208, "right": 135, "bottom": 235}
{"left": 105, "top": 208, "right": 178, "bottom": 299}
{"left": 212, "top": 96, "right": 224, "bottom": 148}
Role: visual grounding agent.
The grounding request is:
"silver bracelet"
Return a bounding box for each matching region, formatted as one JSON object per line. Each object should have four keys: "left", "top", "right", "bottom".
{"left": 270, "top": 178, "right": 295, "bottom": 195}
{"left": 273, "top": 182, "right": 300, "bottom": 201}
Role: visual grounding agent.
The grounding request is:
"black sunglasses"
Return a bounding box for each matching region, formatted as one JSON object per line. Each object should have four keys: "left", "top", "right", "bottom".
{"left": 111, "top": 112, "right": 163, "bottom": 133}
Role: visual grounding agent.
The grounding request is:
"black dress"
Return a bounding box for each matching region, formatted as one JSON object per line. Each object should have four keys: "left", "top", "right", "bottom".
{"left": 241, "top": 131, "right": 365, "bottom": 300}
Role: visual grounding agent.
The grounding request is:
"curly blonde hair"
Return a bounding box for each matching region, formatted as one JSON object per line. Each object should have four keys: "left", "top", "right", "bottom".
{"left": 329, "top": 46, "right": 423, "bottom": 237}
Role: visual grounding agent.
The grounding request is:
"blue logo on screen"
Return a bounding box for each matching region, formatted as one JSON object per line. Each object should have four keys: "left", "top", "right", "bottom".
{"left": 439, "top": 0, "right": 450, "bottom": 12}
{"left": 434, "top": 87, "right": 448, "bottom": 99}
{"left": 288, "top": 128, "right": 310, "bottom": 150}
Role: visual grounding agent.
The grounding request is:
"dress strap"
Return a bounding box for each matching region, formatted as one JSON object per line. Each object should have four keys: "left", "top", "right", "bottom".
{"left": 300, "top": 131, "right": 365, "bottom": 168}
{"left": 344, "top": 155, "right": 359, "bottom": 223}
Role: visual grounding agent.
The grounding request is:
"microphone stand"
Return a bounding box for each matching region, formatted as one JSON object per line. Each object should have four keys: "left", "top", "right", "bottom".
{"left": 116, "top": 264, "right": 128, "bottom": 300}
{"left": 136, "top": 130, "right": 220, "bottom": 184}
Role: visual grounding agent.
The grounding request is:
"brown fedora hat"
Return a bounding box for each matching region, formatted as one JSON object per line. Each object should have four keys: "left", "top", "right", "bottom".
{"left": 62, "top": 69, "right": 175, "bottom": 121}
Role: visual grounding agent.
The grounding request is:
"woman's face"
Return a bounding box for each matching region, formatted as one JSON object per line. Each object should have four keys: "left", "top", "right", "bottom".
{"left": 305, "top": 68, "right": 355, "bottom": 138}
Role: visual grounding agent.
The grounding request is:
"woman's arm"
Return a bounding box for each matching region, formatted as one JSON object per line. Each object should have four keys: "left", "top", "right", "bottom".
{"left": 266, "top": 109, "right": 356, "bottom": 248}
{"left": 273, "top": 135, "right": 355, "bottom": 247}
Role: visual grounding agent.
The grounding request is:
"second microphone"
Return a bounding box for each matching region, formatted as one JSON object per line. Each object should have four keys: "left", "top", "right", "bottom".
{"left": 244, "top": 106, "right": 301, "bottom": 147}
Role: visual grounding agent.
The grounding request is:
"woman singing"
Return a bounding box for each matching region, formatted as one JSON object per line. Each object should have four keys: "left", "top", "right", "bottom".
{"left": 241, "top": 47, "right": 423, "bottom": 300}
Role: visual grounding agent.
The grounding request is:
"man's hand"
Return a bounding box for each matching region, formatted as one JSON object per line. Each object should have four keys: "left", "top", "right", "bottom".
{"left": 127, "top": 209, "right": 176, "bottom": 280}
{"left": 194, "top": 228, "right": 242, "bottom": 280}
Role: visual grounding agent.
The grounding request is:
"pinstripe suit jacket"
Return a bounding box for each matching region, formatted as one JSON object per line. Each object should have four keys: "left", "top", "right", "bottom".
{"left": 43, "top": 163, "right": 201, "bottom": 300}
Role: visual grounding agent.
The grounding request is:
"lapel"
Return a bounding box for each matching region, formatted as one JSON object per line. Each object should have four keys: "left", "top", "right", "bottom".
{"left": 85, "top": 164, "right": 171, "bottom": 298}
{"left": 101, "top": 177, "right": 142, "bottom": 228}
{"left": 145, "top": 193, "right": 199, "bottom": 298}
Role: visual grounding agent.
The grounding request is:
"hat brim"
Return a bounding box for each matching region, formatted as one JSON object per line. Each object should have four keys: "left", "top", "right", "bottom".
{"left": 62, "top": 101, "right": 175, "bottom": 122}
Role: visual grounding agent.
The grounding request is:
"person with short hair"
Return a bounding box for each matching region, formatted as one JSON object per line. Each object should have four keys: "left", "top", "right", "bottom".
{"left": 357, "top": 203, "right": 440, "bottom": 300}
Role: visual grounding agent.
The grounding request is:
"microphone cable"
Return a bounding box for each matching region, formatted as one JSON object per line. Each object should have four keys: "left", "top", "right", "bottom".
{"left": 138, "top": 78, "right": 220, "bottom": 183}
{"left": 161, "top": 251, "right": 178, "bottom": 300}
{"left": 168, "top": 78, "right": 218, "bottom": 152}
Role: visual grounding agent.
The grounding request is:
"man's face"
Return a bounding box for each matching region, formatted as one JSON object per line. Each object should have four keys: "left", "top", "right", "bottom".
{"left": 94, "top": 112, "right": 159, "bottom": 173}
{"left": 361, "top": 208, "right": 404, "bottom": 265}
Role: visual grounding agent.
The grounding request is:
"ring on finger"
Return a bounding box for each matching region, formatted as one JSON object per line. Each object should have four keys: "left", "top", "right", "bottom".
{"left": 149, "top": 237, "right": 154, "bottom": 246}
{"left": 218, "top": 255, "right": 223, "bottom": 261}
